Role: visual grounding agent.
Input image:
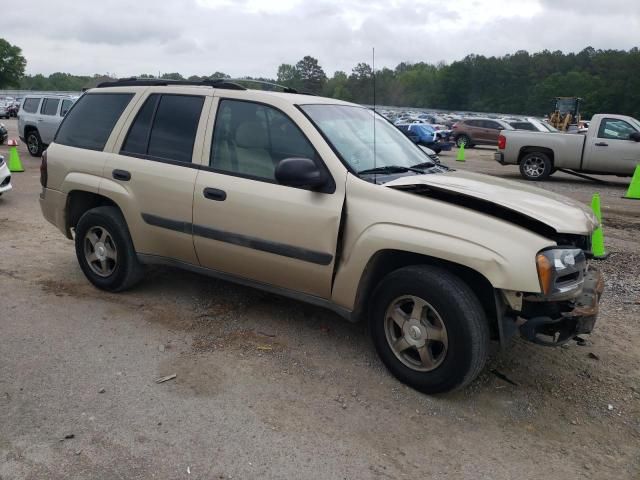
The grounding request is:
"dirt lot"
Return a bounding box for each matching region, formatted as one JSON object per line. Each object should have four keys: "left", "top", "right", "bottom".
{"left": 0, "top": 118, "right": 638, "bottom": 479}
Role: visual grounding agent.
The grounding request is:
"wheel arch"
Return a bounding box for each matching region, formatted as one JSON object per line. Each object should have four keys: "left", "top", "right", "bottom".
{"left": 65, "top": 190, "right": 122, "bottom": 239}
{"left": 517, "top": 146, "right": 555, "bottom": 166}
{"left": 350, "top": 249, "right": 498, "bottom": 340}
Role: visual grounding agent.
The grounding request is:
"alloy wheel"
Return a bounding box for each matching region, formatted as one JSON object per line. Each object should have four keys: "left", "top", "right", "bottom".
{"left": 384, "top": 295, "right": 449, "bottom": 372}
{"left": 83, "top": 226, "right": 118, "bottom": 277}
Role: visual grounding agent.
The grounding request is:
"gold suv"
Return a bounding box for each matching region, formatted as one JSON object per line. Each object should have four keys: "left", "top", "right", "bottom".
{"left": 39, "top": 79, "right": 603, "bottom": 393}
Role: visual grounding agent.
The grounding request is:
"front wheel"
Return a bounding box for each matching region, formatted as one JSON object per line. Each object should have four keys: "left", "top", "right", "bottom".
{"left": 75, "top": 206, "right": 144, "bottom": 292}
{"left": 519, "top": 152, "right": 553, "bottom": 180}
{"left": 370, "top": 265, "right": 490, "bottom": 394}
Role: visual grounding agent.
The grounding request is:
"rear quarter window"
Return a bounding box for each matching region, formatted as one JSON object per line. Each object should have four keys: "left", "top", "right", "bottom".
{"left": 22, "top": 97, "right": 41, "bottom": 114}
{"left": 55, "top": 93, "right": 134, "bottom": 151}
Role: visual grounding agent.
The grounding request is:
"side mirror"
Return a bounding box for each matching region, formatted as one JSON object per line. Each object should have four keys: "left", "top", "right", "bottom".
{"left": 629, "top": 131, "right": 640, "bottom": 142}
{"left": 275, "top": 157, "right": 327, "bottom": 189}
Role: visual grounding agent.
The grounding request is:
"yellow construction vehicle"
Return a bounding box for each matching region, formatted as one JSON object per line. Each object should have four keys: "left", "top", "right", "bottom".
{"left": 548, "top": 97, "right": 582, "bottom": 131}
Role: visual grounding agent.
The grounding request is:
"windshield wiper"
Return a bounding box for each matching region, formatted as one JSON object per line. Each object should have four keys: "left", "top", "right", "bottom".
{"left": 409, "top": 161, "right": 435, "bottom": 169}
{"left": 358, "top": 165, "right": 425, "bottom": 175}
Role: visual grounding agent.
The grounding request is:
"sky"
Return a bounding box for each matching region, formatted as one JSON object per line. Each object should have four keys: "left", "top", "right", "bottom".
{"left": 3, "top": 0, "right": 639, "bottom": 78}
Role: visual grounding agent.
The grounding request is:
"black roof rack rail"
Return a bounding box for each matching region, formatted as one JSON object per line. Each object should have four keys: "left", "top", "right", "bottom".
{"left": 95, "top": 77, "right": 318, "bottom": 96}
{"left": 228, "top": 79, "right": 319, "bottom": 96}
{"left": 95, "top": 77, "right": 246, "bottom": 90}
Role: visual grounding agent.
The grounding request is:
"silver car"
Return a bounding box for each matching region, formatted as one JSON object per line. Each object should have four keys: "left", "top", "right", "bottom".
{"left": 18, "top": 95, "right": 77, "bottom": 157}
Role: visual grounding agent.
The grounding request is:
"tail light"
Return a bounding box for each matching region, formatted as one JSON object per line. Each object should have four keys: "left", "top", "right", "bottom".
{"left": 498, "top": 134, "right": 506, "bottom": 150}
{"left": 40, "top": 149, "right": 48, "bottom": 188}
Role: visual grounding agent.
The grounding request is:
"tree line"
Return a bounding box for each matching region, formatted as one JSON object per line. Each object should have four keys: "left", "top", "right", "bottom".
{"left": 2, "top": 37, "right": 640, "bottom": 118}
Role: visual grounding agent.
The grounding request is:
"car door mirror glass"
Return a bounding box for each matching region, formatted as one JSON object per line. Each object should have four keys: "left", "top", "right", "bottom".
{"left": 275, "top": 157, "right": 326, "bottom": 189}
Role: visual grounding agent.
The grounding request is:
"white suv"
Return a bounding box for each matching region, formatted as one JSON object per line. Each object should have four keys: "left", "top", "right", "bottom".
{"left": 18, "top": 95, "right": 77, "bottom": 157}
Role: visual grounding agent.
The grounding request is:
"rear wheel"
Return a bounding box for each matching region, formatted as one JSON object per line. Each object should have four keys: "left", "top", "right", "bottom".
{"left": 519, "top": 152, "right": 553, "bottom": 180}
{"left": 75, "top": 206, "right": 144, "bottom": 292}
{"left": 26, "top": 131, "right": 44, "bottom": 157}
{"left": 455, "top": 135, "right": 473, "bottom": 148}
{"left": 370, "top": 265, "right": 490, "bottom": 394}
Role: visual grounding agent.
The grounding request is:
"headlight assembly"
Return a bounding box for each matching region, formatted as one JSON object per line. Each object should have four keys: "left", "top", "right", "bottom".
{"left": 536, "top": 248, "right": 586, "bottom": 297}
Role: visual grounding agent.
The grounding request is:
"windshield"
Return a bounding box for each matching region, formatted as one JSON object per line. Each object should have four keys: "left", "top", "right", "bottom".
{"left": 301, "top": 104, "right": 432, "bottom": 173}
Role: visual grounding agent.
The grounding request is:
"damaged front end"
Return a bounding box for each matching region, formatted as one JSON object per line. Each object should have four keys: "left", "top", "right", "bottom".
{"left": 498, "top": 244, "right": 604, "bottom": 347}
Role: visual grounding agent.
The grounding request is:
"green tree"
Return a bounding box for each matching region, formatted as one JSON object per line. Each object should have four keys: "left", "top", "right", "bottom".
{"left": 0, "top": 38, "right": 27, "bottom": 88}
{"left": 295, "top": 56, "right": 327, "bottom": 94}
{"left": 161, "top": 72, "right": 184, "bottom": 80}
{"left": 276, "top": 63, "right": 300, "bottom": 90}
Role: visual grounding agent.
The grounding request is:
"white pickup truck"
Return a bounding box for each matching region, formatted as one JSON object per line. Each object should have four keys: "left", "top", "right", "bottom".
{"left": 495, "top": 114, "right": 640, "bottom": 180}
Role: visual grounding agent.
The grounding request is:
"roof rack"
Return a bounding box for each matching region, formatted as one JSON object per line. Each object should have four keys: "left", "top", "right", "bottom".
{"left": 96, "top": 77, "right": 247, "bottom": 90}
{"left": 95, "top": 77, "right": 317, "bottom": 95}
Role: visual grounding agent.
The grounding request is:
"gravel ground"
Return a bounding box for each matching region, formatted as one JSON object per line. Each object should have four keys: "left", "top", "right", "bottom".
{"left": 0, "top": 120, "right": 638, "bottom": 479}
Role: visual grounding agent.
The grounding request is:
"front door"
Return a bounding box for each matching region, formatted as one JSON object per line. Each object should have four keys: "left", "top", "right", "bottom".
{"left": 583, "top": 117, "right": 640, "bottom": 175}
{"left": 102, "top": 92, "right": 212, "bottom": 264}
{"left": 192, "top": 98, "right": 345, "bottom": 298}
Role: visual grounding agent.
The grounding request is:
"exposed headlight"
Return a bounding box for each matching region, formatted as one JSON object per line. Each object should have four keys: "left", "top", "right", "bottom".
{"left": 536, "top": 248, "right": 586, "bottom": 297}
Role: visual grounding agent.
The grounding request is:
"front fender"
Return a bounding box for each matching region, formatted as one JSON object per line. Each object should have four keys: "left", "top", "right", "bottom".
{"left": 331, "top": 222, "right": 550, "bottom": 311}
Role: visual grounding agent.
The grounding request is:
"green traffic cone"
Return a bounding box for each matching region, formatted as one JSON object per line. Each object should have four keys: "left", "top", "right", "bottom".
{"left": 623, "top": 164, "right": 640, "bottom": 200}
{"left": 456, "top": 143, "right": 465, "bottom": 162}
{"left": 8, "top": 145, "right": 24, "bottom": 173}
{"left": 590, "top": 193, "right": 608, "bottom": 259}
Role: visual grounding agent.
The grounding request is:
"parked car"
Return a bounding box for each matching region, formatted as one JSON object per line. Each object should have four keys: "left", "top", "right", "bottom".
{"left": 0, "top": 155, "right": 12, "bottom": 196}
{"left": 508, "top": 117, "right": 559, "bottom": 133}
{"left": 18, "top": 94, "right": 77, "bottom": 157}
{"left": 39, "top": 78, "right": 603, "bottom": 394}
{"left": 7, "top": 101, "right": 21, "bottom": 117}
{"left": 496, "top": 113, "right": 640, "bottom": 180}
{"left": 396, "top": 123, "right": 442, "bottom": 152}
{"left": 0, "top": 122, "right": 7, "bottom": 144}
{"left": 0, "top": 102, "right": 10, "bottom": 119}
{"left": 452, "top": 118, "right": 514, "bottom": 147}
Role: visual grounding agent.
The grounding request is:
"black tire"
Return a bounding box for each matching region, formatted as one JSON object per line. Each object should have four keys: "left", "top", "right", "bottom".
{"left": 75, "top": 206, "right": 144, "bottom": 292}
{"left": 455, "top": 135, "right": 474, "bottom": 148}
{"left": 519, "top": 152, "right": 553, "bottom": 181}
{"left": 26, "top": 130, "right": 44, "bottom": 157}
{"left": 370, "top": 265, "right": 490, "bottom": 394}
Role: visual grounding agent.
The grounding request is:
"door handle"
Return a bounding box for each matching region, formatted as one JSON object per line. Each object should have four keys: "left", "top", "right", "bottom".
{"left": 112, "top": 169, "right": 131, "bottom": 181}
{"left": 595, "top": 142, "right": 608, "bottom": 147}
{"left": 203, "top": 187, "right": 227, "bottom": 201}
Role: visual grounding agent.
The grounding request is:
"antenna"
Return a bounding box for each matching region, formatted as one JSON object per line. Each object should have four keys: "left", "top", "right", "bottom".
{"left": 373, "top": 47, "right": 377, "bottom": 184}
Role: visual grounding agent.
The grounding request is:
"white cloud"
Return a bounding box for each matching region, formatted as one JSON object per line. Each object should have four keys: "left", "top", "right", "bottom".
{"left": 1, "top": 0, "right": 638, "bottom": 78}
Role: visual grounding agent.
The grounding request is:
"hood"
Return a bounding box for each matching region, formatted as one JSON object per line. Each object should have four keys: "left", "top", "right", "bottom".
{"left": 385, "top": 170, "right": 597, "bottom": 235}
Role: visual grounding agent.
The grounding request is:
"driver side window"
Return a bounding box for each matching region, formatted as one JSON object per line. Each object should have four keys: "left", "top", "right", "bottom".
{"left": 210, "top": 99, "right": 317, "bottom": 181}
{"left": 598, "top": 118, "right": 637, "bottom": 140}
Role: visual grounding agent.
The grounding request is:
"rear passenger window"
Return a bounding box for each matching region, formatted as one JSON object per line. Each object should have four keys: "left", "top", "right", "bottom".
{"left": 121, "top": 94, "right": 204, "bottom": 164}
{"left": 210, "top": 99, "right": 317, "bottom": 181}
{"left": 22, "top": 97, "right": 40, "bottom": 113}
{"left": 41, "top": 98, "right": 60, "bottom": 116}
{"left": 55, "top": 93, "right": 134, "bottom": 151}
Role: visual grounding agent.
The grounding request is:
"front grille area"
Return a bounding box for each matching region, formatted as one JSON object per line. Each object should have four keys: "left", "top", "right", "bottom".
{"left": 1, "top": 175, "right": 11, "bottom": 187}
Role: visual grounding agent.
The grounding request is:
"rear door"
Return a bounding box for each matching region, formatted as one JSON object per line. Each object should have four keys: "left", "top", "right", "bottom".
{"left": 38, "top": 98, "right": 61, "bottom": 143}
{"left": 583, "top": 117, "right": 640, "bottom": 174}
{"left": 103, "top": 91, "right": 212, "bottom": 264}
{"left": 466, "top": 120, "right": 484, "bottom": 143}
{"left": 192, "top": 97, "right": 344, "bottom": 298}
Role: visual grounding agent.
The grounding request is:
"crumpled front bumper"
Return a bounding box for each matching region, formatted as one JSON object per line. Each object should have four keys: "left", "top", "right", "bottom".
{"left": 519, "top": 268, "right": 604, "bottom": 346}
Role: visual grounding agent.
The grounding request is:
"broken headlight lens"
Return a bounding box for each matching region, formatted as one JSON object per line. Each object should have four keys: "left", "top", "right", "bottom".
{"left": 536, "top": 248, "right": 585, "bottom": 297}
